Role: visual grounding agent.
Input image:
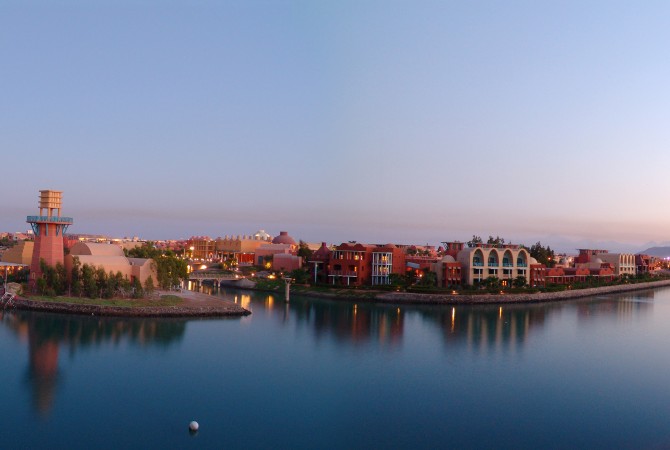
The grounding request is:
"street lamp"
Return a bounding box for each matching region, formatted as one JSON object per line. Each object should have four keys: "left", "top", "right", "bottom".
{"left": 283, "top": 277, "right": 293, "bottom": 303}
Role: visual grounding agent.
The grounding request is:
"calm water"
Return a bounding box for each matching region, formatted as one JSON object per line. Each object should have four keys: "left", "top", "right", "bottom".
{"left": 2, "top": 286, "right": 670, "bottom": 449}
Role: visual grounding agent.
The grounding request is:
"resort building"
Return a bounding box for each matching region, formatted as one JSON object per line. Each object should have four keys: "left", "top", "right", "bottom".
{"left": 254, "top": 231, "right": 300, "bottom": 270}
{"left": 307, "top": 242, "right": 332, "bottom": 284}
{"left": 455, "top": 243, "right": 531, "bottom": 287}
{"left": 188, "top": 236, "right": 216, "bottom": 260}
{"left": 216, "top": 232, "right": 272, "bottom": 264}
{"left": 324, "top": 242, "right": 406, "bottom": 286}
{"left": 65, "top": 242, "right": 157, "bottom": 285}
{"left": 188, "top": 230, "right": 277, "bottom": 264}
{"left": 591, "top": 253, "right": 636, "bottom": 277}
{"left": 1, "top": 240, "right": 34, "bottom": 266}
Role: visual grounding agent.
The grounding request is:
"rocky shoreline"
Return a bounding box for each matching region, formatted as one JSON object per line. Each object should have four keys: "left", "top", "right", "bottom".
{"left": 278, "top": 278, "right": 670, "bottom": 305}
{"left": 9, "top": 279, "right": 670, "bottom": 316}
{"left": 8, "top": 290, "right": 250, "bottom": 318}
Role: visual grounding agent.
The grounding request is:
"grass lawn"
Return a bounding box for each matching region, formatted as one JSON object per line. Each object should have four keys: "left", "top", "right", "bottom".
{"left": 26, "top": 294, "right": 184, "bottom": 308}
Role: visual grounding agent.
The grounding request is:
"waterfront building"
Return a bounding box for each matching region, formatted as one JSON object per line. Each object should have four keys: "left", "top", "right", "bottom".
{"left": 530, "top": 263, "right": 546, "bottom": 287}
{"left": 591, "top": 253, "right": 636, "bottom": 277}
{"left": 188, "top": 236, "right": 216, "bottom": 260}
{"left": 325, "top": 242, "right": 406, "bottom": 286}
{"left": 531, "top": 261, "right": 616, "bottom": 287}
{"left": 307, "top": 242, "right": 332, "bottom": 284}
{"left": 254, "top": 231, "right": 300, "bottom": 270}
{"left": 272, "top": 253, "right": 302, "bottom": 272}
{"left": 574, "top": 249, "right": 610, "bottom": 265}
{"left": 65, "top": 242, "right": 157, "bottom": 285}
{"left": 635, "top": 254, "right": 662, "bottom": 273}
{"left": 188, "top": 231, "right": 274, "bottom": 263}
{"left": 1, "top": 240, "right": 34, "bottom": 266}
{"left": 215, "top": 232, "right": 272, "bottom": 264}
{"left": 455, "top": 243, "right": 531, "bottom": 287}
{"left": 26, "top": 190, "right": 73, "bottom": 287}
{"left": 432, "top": 255, "right": 463, "bottom": 288}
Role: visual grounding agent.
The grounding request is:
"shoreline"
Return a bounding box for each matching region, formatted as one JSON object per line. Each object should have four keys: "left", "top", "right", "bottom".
{"left": 8, "top": 289, "right": 251, "bottom": 318}
{"left": 8, "top": 279, "right": 670, "bottom": 317}
{"left": 246, "top": 278, "right": 670, "bottom": 305}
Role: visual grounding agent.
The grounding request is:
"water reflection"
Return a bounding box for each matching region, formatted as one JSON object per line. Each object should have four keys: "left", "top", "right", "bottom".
{"left": 0, "top": 311, "right": 188, "bottom": 417}
{"left": 576, "top": 291, "right": 654, "bottom": 323}
{"left": 218, "top": 287, "right": 655, "bottom": 353}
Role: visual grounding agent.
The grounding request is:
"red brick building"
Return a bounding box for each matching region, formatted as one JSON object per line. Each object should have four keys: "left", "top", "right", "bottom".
{"left": 324, "top": 243, "right": 406, "bottom": 286}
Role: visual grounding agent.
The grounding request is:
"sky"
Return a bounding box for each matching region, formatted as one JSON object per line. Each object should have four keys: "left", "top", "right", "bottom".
{"left": 2, "top": 0, "right": 670, "bottom": 253}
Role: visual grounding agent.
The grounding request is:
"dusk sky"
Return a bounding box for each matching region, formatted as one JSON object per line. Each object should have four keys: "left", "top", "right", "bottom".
{"left": 3, "top": 1, "right": 670, "bottom": 252}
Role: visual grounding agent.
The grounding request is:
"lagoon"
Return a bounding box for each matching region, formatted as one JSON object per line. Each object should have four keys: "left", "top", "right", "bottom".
{"left": 2, "top": 287, "right": 670, "bottom": 449}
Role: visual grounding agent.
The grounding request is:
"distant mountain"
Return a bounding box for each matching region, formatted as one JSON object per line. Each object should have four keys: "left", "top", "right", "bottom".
{"left": 640, "top": 247, "right": 670, "bottom": 258}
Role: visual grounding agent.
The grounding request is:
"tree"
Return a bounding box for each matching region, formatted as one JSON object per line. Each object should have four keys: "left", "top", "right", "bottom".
{"left": 388, "top": 273, "right": 407, "bottom": 288}
{"left": 529, "top": 242, "right": 555, "bottom": 268}
{"left": 131, "top": 278, "right": 144, "bottom": 299}
{"left": 71, "top": 257, "right": 82, "bottom": 297}
{"left": 513, "top": 275, "right": 527, "bottom": 288}
{"left": 95, "top": 267, "right": 108, "bottom": 298}
{"left": 418, "top": 270, "right": 437, "bottom": 287}
{"left": 127, "top": 243, "right": 187, "bottom": 289}
{"left": 82, "top": 264, "right": 98, "bottom": 299}
{"left": 54, "top": 262, "right": 67, "bottom": 295}
{"left": 484, "top": 276, "right": 501, "bottom": 290}
{"left": 297, "top": 240, "right": 313, "bottom": 261}
{"left": 288, "top": 269, "right": 309, "bottom": 284}
{"left": 467, "top": 235, "right": 483, "bottom": 247}
{"left": 487, "top": 235, "right": 506, "bottom": 246}
{"left": 144, "top": 276, "right": 156, "bottom": 295}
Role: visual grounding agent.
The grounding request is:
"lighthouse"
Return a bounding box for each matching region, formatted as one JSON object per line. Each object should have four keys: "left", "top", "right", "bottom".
{"left": 26, "top": 190, "right": 73, "bottom": 287}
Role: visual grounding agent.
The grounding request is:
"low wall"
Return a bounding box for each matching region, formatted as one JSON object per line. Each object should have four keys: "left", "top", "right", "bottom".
{"left": 8, "top": 297, "right": 250, "bottom": 317}
{"left": 374, "top": 279, "right": 670, "bottom": 305}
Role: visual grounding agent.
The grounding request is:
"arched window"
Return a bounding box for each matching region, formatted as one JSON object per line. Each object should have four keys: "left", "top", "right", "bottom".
{"left": 517, "top": 251, "right": 528, "bottom": 267}
{"left": 502, "top": 250, "right": 513, "bottom": 267}
{"left": 473, "top": 249, "right": 484, "bottom": 267}
{"left": 488, "top": 250, "right": 499, "bottom": 267}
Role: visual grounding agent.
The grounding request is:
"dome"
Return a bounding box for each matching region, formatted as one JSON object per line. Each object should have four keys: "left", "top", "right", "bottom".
{"left": 441, "top": 255, "right": 456, "bottom": 263}
{"left": 272, "top": 231, "right": 296, "bottom": 245}
{"left": 592, "top": 257, "right": 603, "bottom": 265}
{"left": 254, "top": 229, "right": 271, "bottom": 240}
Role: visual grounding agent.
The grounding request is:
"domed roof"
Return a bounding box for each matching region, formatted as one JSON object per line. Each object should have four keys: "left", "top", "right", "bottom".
{"left": 592, "top": 257, "right": 603, "bottom": 265}
{"left": 441, "top": 255, "right": 456, "bottom": 263}
{"left": 272, "top": 231, "right": 296, "bottom": 245}
{"left": 254, "top": 229, "right": 271, "bottom": 240}
{"left": 530, "top": 257, "right": 538, "bottom": 264}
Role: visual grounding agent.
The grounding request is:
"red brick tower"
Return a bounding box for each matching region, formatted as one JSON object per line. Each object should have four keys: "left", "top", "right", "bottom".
{"left": 27, "top": 190, "right": 73, "bottom": 287}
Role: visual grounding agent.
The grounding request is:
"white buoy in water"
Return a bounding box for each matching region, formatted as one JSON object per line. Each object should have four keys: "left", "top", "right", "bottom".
{"left": 189, "top": 421, "right": 199, "bottom": 432}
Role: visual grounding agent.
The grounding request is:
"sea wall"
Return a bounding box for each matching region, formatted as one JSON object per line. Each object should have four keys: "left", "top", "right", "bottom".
{"left": 373, "top": 279, "right": 670, "bottom": 305}
{"left": 8, "top": 297, "right": 250, "bottom": 317}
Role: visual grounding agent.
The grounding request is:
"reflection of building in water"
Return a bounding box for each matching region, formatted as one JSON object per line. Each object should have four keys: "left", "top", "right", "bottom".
{"left": 425, "top": 305, "right": 549, "bottom": 354}
{"left": 311, "top": 303, "right": 404, "bottom": 346}
{"left": 250, "top": 293, "right": 405, "bottom": 346}
{"left": 27, "top": 329, "right": 60, "bottom": 416}
{"left": 1, "top": 312, "right": 187, "bottom": 417}
{"left": 576, "top": 292, "right": 653, "bottom": 322}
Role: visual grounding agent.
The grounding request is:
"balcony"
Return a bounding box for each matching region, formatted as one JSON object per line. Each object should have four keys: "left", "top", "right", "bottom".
{"left": 27, "top": 215, "right": 73, "bottom": 224}
{"left": 328, "top": 271, "right": 358, "bottom": 277}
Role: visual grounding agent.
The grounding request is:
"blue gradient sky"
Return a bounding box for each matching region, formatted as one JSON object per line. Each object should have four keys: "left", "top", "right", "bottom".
{"left": 3, "top": 1, "right": 670, "bottom": 252}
